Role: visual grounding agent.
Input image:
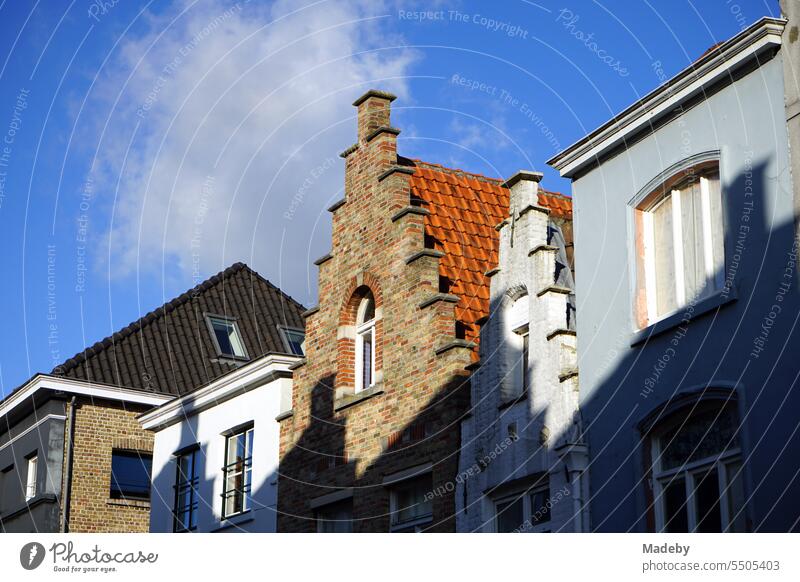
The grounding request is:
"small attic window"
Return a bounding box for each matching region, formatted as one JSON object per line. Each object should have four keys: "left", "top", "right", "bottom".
{"left": 280, "top": 327, "right": 305, "bottom": 355}
{"left": 206, "top": 314, "right": 248, "bottom": 359}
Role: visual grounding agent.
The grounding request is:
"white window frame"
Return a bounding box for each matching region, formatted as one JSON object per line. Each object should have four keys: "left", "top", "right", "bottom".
{"left": 493, "top": 480, "right": 551, "bottom": 533}
{"left": 279, "top": 326, "right": 305, "bottom": 356}
{"left": 637, "top": 165, "right": 724, "bottom": 327}
{"left": 25, "top": 455, "right": 37, "bottom": 500}
{"left": 205, "top": 313, "right": 249, "bottom": 360}
{"left": 651, "top": 410, "right": 744, "bottom": 533}
{"left": 222, "top": 426, "right": 254, "bottom": 518}
{"left": 355, "top": 296, "right": 376, "bottom": 394}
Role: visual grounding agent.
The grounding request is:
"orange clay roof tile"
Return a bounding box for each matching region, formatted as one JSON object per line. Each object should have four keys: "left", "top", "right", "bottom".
{"left": 408, "top": 160, "right": 572, "bottom": 356}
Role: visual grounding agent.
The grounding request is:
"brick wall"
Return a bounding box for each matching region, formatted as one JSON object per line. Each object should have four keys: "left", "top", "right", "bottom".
{"left": 66, "top": 399, "right": 153, "bottom": 533}
{"left": 277, "top": 91, "right": 477, "bottom": 532}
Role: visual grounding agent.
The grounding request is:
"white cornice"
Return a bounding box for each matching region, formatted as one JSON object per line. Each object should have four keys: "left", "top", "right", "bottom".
{"left": 547, "top": 17, "right": 787, "bottom": 178}
{"left": 0, "top": 375, "right": 172, "bottom": 420}
{"left": 138, "top": 353, "right": 300, "bottom": 431}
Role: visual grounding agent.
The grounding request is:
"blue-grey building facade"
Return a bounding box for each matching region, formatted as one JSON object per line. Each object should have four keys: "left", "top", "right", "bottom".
{"left": 549, "top": 17, "right": 800, "bottom": 532}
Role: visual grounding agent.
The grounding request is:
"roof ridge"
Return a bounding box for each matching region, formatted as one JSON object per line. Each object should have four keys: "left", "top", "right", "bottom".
{"left": 411, "top": 159, "right": 505, "bottom": 185}
{"left": 53, "top": 262, "right": 303, "bottom": 376}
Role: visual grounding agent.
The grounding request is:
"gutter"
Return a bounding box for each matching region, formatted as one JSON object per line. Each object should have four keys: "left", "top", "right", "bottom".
{"left": 60, "top": 396, "right": 77, "bottom": 533}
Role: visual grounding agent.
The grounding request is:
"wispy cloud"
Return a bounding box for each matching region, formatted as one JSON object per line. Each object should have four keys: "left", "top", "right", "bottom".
{"left": 89, "top": 0, "right": 416, "bottom": 297}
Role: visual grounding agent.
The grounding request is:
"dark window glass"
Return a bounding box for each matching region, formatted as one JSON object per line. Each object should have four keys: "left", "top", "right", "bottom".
{"left": 496, "top": 496, "right": 524, "bottom": 533}
{"left": 529, "top": 487, "right": 551, "bottom": 524}
{"left": 174, "top": 450, "right": 198, "bottom": 532}
{"left": 208, "top": 316, "right": 246, "bottom": 358}
{"left": 316, "top": 498, "right": 353, "bottom": 533}
{"left": 659, "top": 406, "right": 738, "bottom": 471}
{"left": 662, "top": 476, "right": 689, "bottom": 533}
{"left": 282, "top": 329, "right": 305, "bottom": 355}
{"left": 223, "top": 428, "right": 253, "bottom": 517}
{"left": 110, "top": 451, "right": 152, "bottom": 500}
{"left": 694, "top": 468, "right": 722, "bottom": 533}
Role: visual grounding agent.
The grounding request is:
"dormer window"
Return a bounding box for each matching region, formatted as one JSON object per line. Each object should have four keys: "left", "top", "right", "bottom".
{"left": 280, "top": 327, "right": 305, "bottom": 356}
{"left": 206, "top": 314, "right": 248, "bottom": 359}
{"left": 355, "top": 291, "right": 376, "bottom": 393}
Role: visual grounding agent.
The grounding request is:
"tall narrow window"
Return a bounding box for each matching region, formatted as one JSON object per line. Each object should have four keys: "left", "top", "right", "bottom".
{"left": 636, "top": 165, "right": 724, "bottom": 325}
{"left": 222, "top": 426, "right": 254, "bottom": 518}
{"left": 389, "top": 474, "right": 433, "bottom": 532}
{"left": 355, "top": 292, "right": 376, "bottom": 393}
{"left": 206, "top": 315, "right": 248, "bottom": 359}
{"left": 316, "top": 498, "right": 354, "bottom": 533}
{"left": 509, "top": 294, "right": 530, "bottom": 398}
{"left": 650, "top": 402, "right": 745, "bottom": 532}
{"left": 174, "top": 449, "right": 199, "bottom": 532}
{"left": 25, "top": 455, "right": 38, "bottom": 500}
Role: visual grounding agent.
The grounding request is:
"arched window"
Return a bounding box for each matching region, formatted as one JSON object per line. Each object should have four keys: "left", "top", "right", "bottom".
{"left": 649, "top": 400, "right": 745, "bottom": 532}
{"left": 508, "top": 294, "right": 530, "bottom": 397}
{"left": 355, "top": 291, "right": 376, "bottom": 393}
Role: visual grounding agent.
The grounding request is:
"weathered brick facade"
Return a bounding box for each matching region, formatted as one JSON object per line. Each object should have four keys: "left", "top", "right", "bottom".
{"left": 65, "top": 399, "right": 153, "bottom": 533}
{"left": 277, "top": 90, "right": 508, "bottom": 532}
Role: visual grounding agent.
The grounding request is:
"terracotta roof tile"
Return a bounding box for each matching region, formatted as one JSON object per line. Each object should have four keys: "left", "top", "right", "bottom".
{"left": 408, "top": 159, "right": 572, "bottom": 356}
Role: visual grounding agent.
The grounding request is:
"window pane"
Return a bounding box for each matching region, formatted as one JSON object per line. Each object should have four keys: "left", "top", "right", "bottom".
{"left": 284, "top": 330, "right": 305, "bottom": 355}
{"left": 392, "top": 475, "right": 433, "bottom": 527}
{"left": 652, "top": 196, "right": 677, "bottom": 316}
{"left": 725, "top": 460, "right": 747, "bottom": 532}
{"left": 680, "top": 180, "right": 706, "bottom": 303}
{"left": 26, "top": 456, "right": 37, "bottom": 499}
{"left": 361, "top": 329, "right": 373, "bottom": 388}
{"left": 530, "top": 487, "right": 551, "bottom": 524}
{"left": 210, "top": 317, "right": 246, "bottom": 357}
{"left": 317, "top": 499, "right": 353, "bottom": 533}
{"left": 659, "top": 406, "right": 739, "bottom": 471}
{"left": 496, "top": 497, "right": 524, "bottom": 532}
{"left": 110, "top": 451, "right": 152, "bottom": 499}
{"left": 662, "top": 476, "right": 689, "bottom": 533}
{"left": 522, "top": 333, "right": 530, "bottom": 393}
{"left": 693, "top": 467, "right": 722, "bottom": 532}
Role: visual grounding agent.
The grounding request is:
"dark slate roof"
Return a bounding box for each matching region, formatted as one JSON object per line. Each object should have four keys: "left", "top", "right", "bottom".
{"left": 52, "top": 263, "right": 305, "bottom": 397}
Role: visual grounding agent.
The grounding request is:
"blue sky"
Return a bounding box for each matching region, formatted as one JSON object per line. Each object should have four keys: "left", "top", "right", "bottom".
{"left": 0, "top": 0, "right": 779, "bottom": 392}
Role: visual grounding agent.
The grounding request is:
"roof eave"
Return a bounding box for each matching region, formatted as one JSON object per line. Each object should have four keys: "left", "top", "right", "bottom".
{"left": 547, "top": 17, "right": 787, "bottom": 179}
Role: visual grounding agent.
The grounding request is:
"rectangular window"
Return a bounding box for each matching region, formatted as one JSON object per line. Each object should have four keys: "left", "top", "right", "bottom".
{"left": 110, "top": 450, "right": 152, "bottom": 500}
{"left": 637, "top": 167, "right": 723, "bottom": 326}
{"left": 389, "top": 474, "right": 433, "bottom": 532}
{"left": 207, "top": 315, "right": 248, "bottom": 359}
{"left": 494, "top": 480, "right": 551, "bottom": 533}
{"left": 280, "top": 327, "right": 305, "bottom": 355}
{"left": 316, "top": 498, "right": 353, "bottom": 533}
{"left": 222, "top": 426, "right": 254, "bottom": 518}
{"left": 25, "top": 455, "right": 37, "bottom": 500}
{"left": 174, "top": 449, "right": 199, "bottom": 532}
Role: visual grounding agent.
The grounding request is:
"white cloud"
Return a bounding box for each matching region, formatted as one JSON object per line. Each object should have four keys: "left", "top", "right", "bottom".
{"left": 91, "top": 0, "right": 416, "bottom": 302}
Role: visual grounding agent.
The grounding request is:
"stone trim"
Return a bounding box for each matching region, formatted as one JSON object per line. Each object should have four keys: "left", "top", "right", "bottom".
{"left": 106, "top": 498, "right": 151, "bottom": 509}
{"left": 287, "top": 358, "right": 306, "bottom": 370}
{"left": 546, "top": 329, "right": 577, "bottom": 342}
{"left": 405, "top": 249, "right": 444, "bottom": 265}
{"left": 352, "top": 89, "right": 397, "bottom": 107}
{"left": 365, "top": 125, "right": 401, "bottom": 143}
{"left": 519, "top": 204, "right": 551, "bottom": 218}
{"left": 327, "top": 198, "right": 346, "bottom": 212}
{"left": 529, "top": 244, "right": 559, "bottom": 256}
{"left": 339, "top": 144, "right": 359, "bottom": 158}
{"left": 377, "top": 165, "right": 415, "bottom": 183}
{"left": 334, "top": 385, "right": 385, "bottom": 411}
{"left": 536, "top": 285, "right": 573, "bottom": 297}
{"left": 392, "top": 206, "right": 430, "bottom": 222}
{"left": 418, "top": 293, "right": 459, "bottom": 309}
{"left": 313, "top": 253, "right": 333, "bottom": 266}
{"left": 485, "top": 267, "right": 500, "bottom": 277}
{"left": 503, "top": 170, "right": 543, "bottom": 189}
{"left": 559, "top": 369, "right": 579, "bottom": 383}
{"left": 302, "top": 306, "right": 320, "bottom": 318}
{"left": 434, "top": 340, "right": 476, "bottom": 355}
{"left": 275, "top": 409, "right": 294, "bottom": 422}
{"left": 111, "top": 437, "right": 152, "bottom": 453}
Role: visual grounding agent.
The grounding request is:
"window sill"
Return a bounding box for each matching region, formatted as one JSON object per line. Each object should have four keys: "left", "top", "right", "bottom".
{"left": 106, "top": 497, "right": 151, "bottom": 509}
{"left": 631, "top": 287, "right": 737, "bottom": 347}
{"left": 334, "top": 385, "right": 384, "bottom": 411}
{"left": 213, "top": 511, "right": 254, "bottom": 532}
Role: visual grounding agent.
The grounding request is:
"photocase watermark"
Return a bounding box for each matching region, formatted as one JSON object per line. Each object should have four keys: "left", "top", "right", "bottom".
{"left": 137, "top": 2, "right": 245, "bottom": 118}
{"left": 87, "top": 0, "right": 121, "bottom": 22}
{"left": 75, "top": 173, "right": 94, "bottom": 294}
{"left": 750, "top": 237, "right": 798, "bottom": 359}
{"left": 0, "top": 87, "right": 30, "bottom": 210}
{"left": 398, "top": 9, "right": 529, "bottom": 39}
{"left": 555, "top": 8, "right": 629, "bottom": 77}
{"left": 20, "top": 541, "right": 158, "bottom": 573}
{"left": 191, "top": 175, "right": 216, "bottom": 289}
{"left": 449, "top": 74, "right": 562, "bottom": 152}
{"left": 513, "top": 485, "right": 571, "bottom": 533}
{"left": 284, "top": 156, "right": 336, "bottom": 220}
{"left": 46, "top": 245, "right": 60, "bottom": 369}
{"left": 424, "top": 435, "right": 517, "bottom": 501}
{"left": 20, "top": 542, "right": 46, "bottom": 570}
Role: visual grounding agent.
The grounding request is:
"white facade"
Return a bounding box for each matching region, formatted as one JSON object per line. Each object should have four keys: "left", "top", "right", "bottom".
{"left": 140, "top": 354, "right": 298, "bottom": 532}
{"left": 457, "top": 172, "right": 588, "bottom": 533}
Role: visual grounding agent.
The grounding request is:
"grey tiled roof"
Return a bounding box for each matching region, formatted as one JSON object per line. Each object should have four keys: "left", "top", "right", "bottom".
{"left": 52, "top": 263, "right": 305, "bottom": 397}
